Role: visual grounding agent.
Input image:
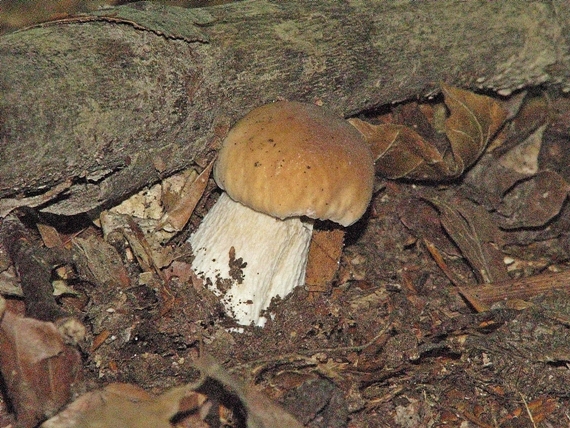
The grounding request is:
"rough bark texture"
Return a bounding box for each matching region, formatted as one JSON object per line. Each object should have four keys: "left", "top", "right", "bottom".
{"left": 1, "top": 0, "right": 569, "bottom": 215}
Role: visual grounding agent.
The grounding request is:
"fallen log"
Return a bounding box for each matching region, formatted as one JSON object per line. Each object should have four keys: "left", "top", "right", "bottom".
{"left": 0, "top": 1, "right": 568, "bottom": 216}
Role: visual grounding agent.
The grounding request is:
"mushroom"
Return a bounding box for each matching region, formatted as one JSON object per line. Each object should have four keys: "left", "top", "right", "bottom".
{"left": 189, "top": 101, "right": 374, "bottom": 326}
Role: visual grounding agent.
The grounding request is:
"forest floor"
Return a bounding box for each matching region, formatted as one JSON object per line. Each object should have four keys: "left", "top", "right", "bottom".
{"left": 1, "top": 87, "right": 570, "bottom": 427}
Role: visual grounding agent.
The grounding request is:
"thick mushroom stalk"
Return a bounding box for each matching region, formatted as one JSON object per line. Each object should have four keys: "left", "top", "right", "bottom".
{"left": 190, "top": 193, "right": 312, "bottom": 326}
{"left": 189, "top": 101, "right": 374, "bottom": 327}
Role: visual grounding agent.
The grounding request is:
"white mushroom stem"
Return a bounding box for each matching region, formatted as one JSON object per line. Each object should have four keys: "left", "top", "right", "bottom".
{"left": 189, "top": 193, "right": 313, "bottom": 326}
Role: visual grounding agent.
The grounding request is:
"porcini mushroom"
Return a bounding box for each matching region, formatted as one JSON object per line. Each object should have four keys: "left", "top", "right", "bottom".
{"left": 189, "top": 101, "right": 374, "bottom": 326}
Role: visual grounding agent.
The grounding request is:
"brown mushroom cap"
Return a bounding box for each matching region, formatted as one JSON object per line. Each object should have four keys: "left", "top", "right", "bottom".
{"left": 214, "top": 101, "right": 375, "bottom": 227}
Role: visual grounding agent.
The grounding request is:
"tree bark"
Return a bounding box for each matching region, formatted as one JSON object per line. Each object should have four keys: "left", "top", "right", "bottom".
{"left": 1, "top": 0, "right": 569, "bottom": 216}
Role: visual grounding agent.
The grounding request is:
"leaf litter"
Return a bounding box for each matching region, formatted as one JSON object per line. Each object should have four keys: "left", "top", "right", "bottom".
{"left": 1, "top": 85, "right": 570, "bottom": 426}
{"left": 349, "top": 83, "right": 508, "bottom": 180}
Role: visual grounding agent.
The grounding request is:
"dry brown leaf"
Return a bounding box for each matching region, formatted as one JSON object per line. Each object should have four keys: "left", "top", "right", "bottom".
{"left": 441, "top": 83, "right": 507, "bottom": 175}
{"left": 99, "top": 211, "right": 173, "bottom": 270}
{"left": 44, "top": 350, "right": 303, "bottom": 427}
{"left": 72, "top": 234, "right": 131, "bottom": 289}
{"left": 398, "top": 197, "right": 461, "bottom": 258}
{"left": 349, "top": 83, "right": 507, "bottom": 181}
{"left": 123, "top": 215, "right": 160, "bottom": 274}
{"left": 0, "top": 267, "right": 23, "bottom": 296}
{"left": 498, "top": 124, "right": 546, "bottom": 175}
{"left": 348, "top": 119, "right": 450, "bottom": 180}
{"left": 498, "top": 170, "right": 570, "bottom": 229}
{"left": 193, "top": 353, "right": 303, "bottom": 428}
{"left": 106, "top": 167, "right": 199, "bottom": 247}
{"left": 41, "top": 382, "right": 195, "bottom": 428}
{"left": 0, "top": 301, "right": 82, "bottom": 428}
{"left": 37, "top": 223, "right": 65, "bottom": 249}
{"left": 110, "top": 180, "right": 165, "bottom": 220}
{"left": 462, "top": 92, "right": 550, "bottom": 211}
{"left": 304, "top": 228, "right": 345, "bottom": 292}
{"left": 159, "top": 159, "right": 214, "bottom": 232}
{"left": 426, "top": 197, "right": 509, "bottom": 284}
{"left": 490, "top": 92, "right": 549, "bottom": 154}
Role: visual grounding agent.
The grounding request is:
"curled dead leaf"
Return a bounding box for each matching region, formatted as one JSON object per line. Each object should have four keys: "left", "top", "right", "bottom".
{"left": 441, "top": 83, "right": 507, "bottom": 175}
{"left": 498, "top": 170, "right": 570, "bottom": 229}
{"left": 349, "top": 83, "right": 508, "bottom": 181}
{"left": 158, "top": 159, "right": 214, "bottom": 232}
{"left": 41, "top": 383, "right": 193, "bottom": 428}
{"left": 0, "top": 301, "right": 82, "bottom": 428}
{"left": 193, "top": 353, "right": 303, "bottom": 428}
{"left": 348, "top": 119, "right": 450, "bottom": 179}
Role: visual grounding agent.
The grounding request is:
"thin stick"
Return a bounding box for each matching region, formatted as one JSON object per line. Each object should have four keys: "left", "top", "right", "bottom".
{"left": 459, "top": 270, "right": 570, "bottom": 311}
